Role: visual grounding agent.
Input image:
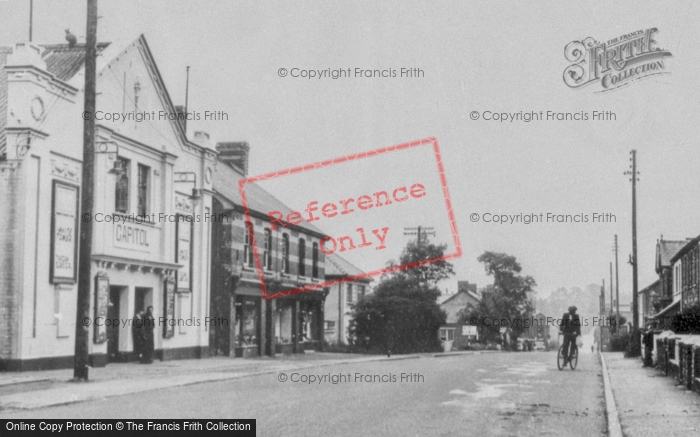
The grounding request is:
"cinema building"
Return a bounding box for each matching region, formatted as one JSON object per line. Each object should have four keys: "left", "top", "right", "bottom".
{"left": 0, "top": 36, "right": 217, "bottom": 370}
{"left": 208, "top": 146, "right": 330, "bottom": 358}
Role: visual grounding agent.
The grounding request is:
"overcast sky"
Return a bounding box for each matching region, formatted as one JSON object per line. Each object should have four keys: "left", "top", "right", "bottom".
{"left": 2, "top": 0, "right": 699, "bottom": 306}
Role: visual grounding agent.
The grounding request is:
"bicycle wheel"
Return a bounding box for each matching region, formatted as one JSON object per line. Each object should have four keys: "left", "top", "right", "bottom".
{"left": 569, "top": 346, "right": 578, "bottom": 370}
{"left": 557, "top": 345, "right": 565, "bottom": 370}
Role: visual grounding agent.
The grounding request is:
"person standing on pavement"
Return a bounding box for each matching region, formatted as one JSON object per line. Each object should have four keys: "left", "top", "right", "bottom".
{"left": 132, "top": 310, "right": 144, "bottom": 361}
{"left": 559, "top": 305, "right": 581, "bottom": 365}
{"left": 141, "top": 306, "right": 155, "bottom": 364}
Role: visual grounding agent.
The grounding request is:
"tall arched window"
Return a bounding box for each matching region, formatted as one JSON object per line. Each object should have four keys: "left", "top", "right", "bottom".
{"left": 298, "top": 238, "right": 306, "bottom": 277}
{"left": 244, "top": 222, "right": 254, "bottom": 267}
{"left": 282, "top": 234, "right": 290, "bottom": 274}
{"left": 312, "top": 242, "right": 319, "bottom": 278}
{"left": 114, "top": 158, "right": 130, "bottom": 213}
{"left": 263, "top": 228, "right": 272, "bottom": 270}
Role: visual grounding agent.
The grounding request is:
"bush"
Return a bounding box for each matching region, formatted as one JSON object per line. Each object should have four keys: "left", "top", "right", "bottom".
{"left": 610, "top": 334, "right": 629, "bottom": 352}
{"left": 671, "top": 302, "right": 700, "bottom": 334}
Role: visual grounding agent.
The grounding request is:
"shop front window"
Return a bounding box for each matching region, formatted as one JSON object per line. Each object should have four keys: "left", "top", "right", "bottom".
{"left": 301, "top": 302, "right": 316, "bottom": 341}
{"left": 235, "top": 299, "right": 258, "bottom": 346}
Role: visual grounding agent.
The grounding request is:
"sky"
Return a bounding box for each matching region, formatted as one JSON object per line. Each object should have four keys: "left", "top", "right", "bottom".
{"left": 2, "top": 0, "right": 699, "bottom": 306}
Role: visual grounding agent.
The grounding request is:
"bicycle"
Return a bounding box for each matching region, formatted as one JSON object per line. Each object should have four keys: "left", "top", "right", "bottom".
{"left": 557, "top": 333, "right": 578, "bottom": 370}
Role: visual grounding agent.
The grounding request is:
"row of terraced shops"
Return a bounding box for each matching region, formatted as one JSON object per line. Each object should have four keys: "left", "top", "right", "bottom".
{"left": 638, "top": 235, "right": 700, "bottom": 393}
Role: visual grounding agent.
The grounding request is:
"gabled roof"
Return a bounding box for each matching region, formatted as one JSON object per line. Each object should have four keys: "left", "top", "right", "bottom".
{"left": 438, "top": 290, "right": 480, "bottom": 323}
{"left": 438, "top": 288, "right": 481, "bottom": 306}
{"left": 638, "top": 278, "right": 661, "bottom": 295}
{"left": 656, "top": 238, "right": 689, "bottom": 272}
{"left": 325, "top": 253, "right": 372, "bottom": 282}
{"left": 41, "top": 43, "right": 111, "bottom": 82}
{"left": 437, "top": 293, "right": 456, "bottom": 305}
{"left": 637, "top": 279, "right": 661, "bottom": 294}
{"left": 669, "top": 234, "right": 700, "bottom": 264}
{"left": 213, "top": 162, "right": 326, "bottom": 237}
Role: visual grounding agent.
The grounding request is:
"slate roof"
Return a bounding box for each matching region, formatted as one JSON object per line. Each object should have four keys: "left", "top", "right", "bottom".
{"left": 438, "top": 289, "right": 481, "bottom": 306}
{"left": 664, "top": 236, "right": 699, "bottom": 265}
{"left": 40, "top": 43, "right": 111, "bottom": 82}
{"left": 213, "top": 162, "right": 326, "bottom": 237}
{"left": 439, "top": 291, "right": 479, "bottom": 324}
{"left": 325, "top": 253, "right": 371, "bottom": 281}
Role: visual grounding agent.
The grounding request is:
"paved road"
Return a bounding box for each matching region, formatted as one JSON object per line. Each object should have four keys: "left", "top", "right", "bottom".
{"left": 2, "top": 351, "right": 606, "bottom": 436}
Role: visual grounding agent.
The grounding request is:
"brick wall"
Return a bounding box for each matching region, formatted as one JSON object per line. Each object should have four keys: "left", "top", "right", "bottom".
{"left": 0, "top": 161, "right": 21, "bottom": 359}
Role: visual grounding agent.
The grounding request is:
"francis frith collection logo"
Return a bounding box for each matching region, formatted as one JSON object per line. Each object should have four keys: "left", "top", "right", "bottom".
{"left": 563, "top": 27, "right": 672, "bottom": 92}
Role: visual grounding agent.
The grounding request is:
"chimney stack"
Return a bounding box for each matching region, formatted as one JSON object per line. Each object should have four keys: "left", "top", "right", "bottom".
{"left": 216, "top": 141, "right": 250, "bottom": 176}
{"left": 191, "top": 130, "right": 212, "bottom": 149}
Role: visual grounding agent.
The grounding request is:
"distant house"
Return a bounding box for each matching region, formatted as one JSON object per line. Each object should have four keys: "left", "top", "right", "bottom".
{"left": 670, "top": 234, "right": 700, "bottom": 312}
{"left": 437, "top": 284, "right": 481, "bottom": 351}
{"left": 323, "top": 254, "right": 372, "bottom": 345}
{"left": 638, "top": 279, "right": 661, "bottom": 329}
{"left": 653, "top": 237, "right": 689, "bottom": 328}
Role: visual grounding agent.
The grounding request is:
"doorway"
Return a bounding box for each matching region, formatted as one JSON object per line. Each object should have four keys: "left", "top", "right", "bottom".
{"left": 135, "top": 287, "right": 151, "bottom": 314}
{"left": 107, "top": 286, "right": 123, "bottom": 362}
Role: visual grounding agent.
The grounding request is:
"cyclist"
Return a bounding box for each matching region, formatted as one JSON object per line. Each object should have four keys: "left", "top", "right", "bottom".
{"left": 559, "top": 305, "right": 581, "bottom": 365}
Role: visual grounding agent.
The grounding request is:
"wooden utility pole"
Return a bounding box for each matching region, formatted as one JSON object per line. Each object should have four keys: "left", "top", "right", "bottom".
{"left": 625, "top": 150, "right": 640, "bottom": 356}
{"left": 609, "top": 263, "right": 613, "bottom": 328}
{"left": 614, "top": 234, "right": 620, "bottom": 330}
{"left": 403, "top": 226, "right": 435, "bottom": 245}
{"left": 74, "top": 0, "right": 98, "bottom": 381}
{"left": 29, "top": 0, "right": 33, "bottom": 42}
{"left": 184, "top": 66, "right": 190, "bottom": 135}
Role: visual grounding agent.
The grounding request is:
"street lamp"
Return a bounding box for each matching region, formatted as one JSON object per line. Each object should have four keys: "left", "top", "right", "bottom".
{"left": 95, "top": 141, "right": 125, "bottom": 176}
{"left": 174, "top": 171, "right": 202, "bottom": 205}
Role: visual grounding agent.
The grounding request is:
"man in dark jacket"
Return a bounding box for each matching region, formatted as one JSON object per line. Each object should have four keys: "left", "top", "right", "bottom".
{"left": 132, "top": 310, "right": 144, "bottom": 361}
{"left": 560, "top": 305, "right": 581, "bottom": 364}
{"left": 141, "top": 306, "right": 155, "bottom": 364}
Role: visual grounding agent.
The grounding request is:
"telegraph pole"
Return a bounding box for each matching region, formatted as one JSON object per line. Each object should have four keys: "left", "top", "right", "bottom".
{"left": 184, "top": 66, "right": 190, "bottom": 135}
{"left": 29, "top": 0, "right": 33, "bottom": 42}
{"left": 625, "top": 150, "right": 640, "bottom": 356}
{"left": 74, "top": 0, "right": 98, "bottom": 381}
{"left": 403, "top": 226, "right": 435, "bottom": 245}
{"left": 614, "top": 234, "right": 620, "bottom": 331}
{"left": 609, "top": 262, "right": 613, "bottom": 329}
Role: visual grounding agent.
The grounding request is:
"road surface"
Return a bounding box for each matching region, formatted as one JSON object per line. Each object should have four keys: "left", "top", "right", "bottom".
{"left": 1, "top": 351, "right": 606, "bottom": 436}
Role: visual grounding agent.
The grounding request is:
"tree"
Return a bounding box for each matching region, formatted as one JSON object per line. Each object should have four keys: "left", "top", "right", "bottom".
{"left": 388, "top": 232, "right": 456, "bottom": 288}
{"left": 458, "top": 252, "right": 536, "bottom": 342}
{"left": 349, "top": 235, "right": 453, "bottom": 354}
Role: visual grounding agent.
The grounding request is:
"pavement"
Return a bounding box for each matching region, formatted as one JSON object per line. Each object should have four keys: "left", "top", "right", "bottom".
{"left": 601, "top": 352, "right": 700, "bottom": 437}
{"left": 0, "top": 351, "right": 489, "bottom": 411}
